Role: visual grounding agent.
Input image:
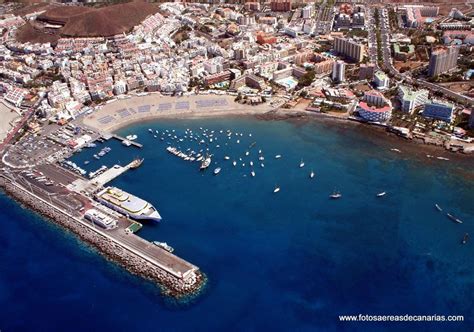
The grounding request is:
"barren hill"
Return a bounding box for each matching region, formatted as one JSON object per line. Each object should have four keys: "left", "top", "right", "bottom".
{"left": 16, "top": 1, "right": 160, "bottom": 43}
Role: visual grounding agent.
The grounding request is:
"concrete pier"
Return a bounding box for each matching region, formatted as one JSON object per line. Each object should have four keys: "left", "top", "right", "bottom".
{"left": 112, "top": 134, "right": 143, "bottom": 148}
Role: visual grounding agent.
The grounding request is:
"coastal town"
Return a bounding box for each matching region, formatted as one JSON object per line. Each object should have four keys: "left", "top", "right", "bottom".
{"left": 0, "top": 0, "right": 473, "bottom": 298}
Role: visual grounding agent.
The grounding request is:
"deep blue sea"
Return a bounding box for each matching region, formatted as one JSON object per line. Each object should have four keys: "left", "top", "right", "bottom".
{"left": 1, "top": 117, "right": 473, "bottom": 332}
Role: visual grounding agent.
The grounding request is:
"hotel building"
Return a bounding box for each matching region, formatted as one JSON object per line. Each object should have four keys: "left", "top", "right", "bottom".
{"left": 398, "top": 85, "right": 429, "bottom": 113}
{"left": 428, "top": 46, "right": 460, "bottom": 77}
{"left": 423, "top": 100, "right": 455, "bottom": 122}
{"left": 333, "top": 37, "right": 365, "bottom": 63}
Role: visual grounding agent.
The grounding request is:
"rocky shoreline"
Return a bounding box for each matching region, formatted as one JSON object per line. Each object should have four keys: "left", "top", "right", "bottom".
{"left": 0, "top": 176, "right": 206, "bottom": 300}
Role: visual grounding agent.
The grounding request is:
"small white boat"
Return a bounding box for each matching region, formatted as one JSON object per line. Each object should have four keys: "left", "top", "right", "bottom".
{"left": 245, "top": 151, "right": 250, "bottom": 156}
{"left": 376, "top": 191, "right": 386, "bottom": 197}
{"left": 237, "top": 140, "right": 240, "bottom": 144}
{"left": 273, "top": 186, "right": 280, "bottom": 193}
{"left": 434, "top": 204, "right": 442, "bottom": 212}
{"left": 275, "top": 155, "right": 281, "bottom": 159}
{"left": 299, "top": 160, "right": 305, "bottom": 168}
{"left": 214, "top": 167, "right": 221, "bottom": 175}
{"left": 259, "top": 156, "right": 264, "bottom": 161}
{"left": 233, "top": 161, "right": 237, "bottom": 166}
{"left": 224, "top": 156, "right": 230, "bottom": 160}
{"left": 250, "top": 161, "right": 254, "bottom": 166}
{"left": 390, "top": 148, "right": 401, "bottom": 153}
{"left": 251, "top": 170, "right": 255, "bottom": 177}
{"left": 310, "top": 171, "right": 315, "bottom": 179}
{"left": 436, "top": 156, "right": 449, "bottom": 161}
{"left": 261, "top": 163, "right": 265, "bottom": 168}
{"left": 330, "top": 190, "right": 342, "bottom": 199}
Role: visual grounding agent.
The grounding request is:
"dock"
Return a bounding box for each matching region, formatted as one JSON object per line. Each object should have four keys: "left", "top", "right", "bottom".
{"left": 111, "top": 134, "right": 143, "bottom": 148}
{"left": 67, "top": 159, "right": 137, "bottom": 193}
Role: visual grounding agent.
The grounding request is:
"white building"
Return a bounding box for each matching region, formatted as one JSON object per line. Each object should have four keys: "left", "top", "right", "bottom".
{"left": 332, "top": 60, "right": 345, "bottom": 83}
{"left": 398, "top": 85, "right": 429, "bottom": 113}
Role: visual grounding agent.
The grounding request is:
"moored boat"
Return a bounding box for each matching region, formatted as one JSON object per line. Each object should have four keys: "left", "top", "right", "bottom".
{"left": 153, "top": 241, "right": 174, "bottom": 253}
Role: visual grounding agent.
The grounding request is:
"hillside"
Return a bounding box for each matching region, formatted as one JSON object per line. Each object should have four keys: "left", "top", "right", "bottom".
{"left": 15, "top": 1, "right": 161, "bottom": 43}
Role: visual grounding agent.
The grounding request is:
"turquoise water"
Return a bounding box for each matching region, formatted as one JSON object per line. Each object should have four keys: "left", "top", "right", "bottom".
{"left": 1, "top": 117, "right": 473, "bottom": 331}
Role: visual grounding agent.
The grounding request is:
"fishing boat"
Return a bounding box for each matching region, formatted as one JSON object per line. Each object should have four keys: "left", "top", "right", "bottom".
{"left": 376, "top": 191, "right": 386, "bottom": 197}
{"left": 446, "top": 213, "right": 463, "bottom": 224}
{"left": 330, "top": 190, "right": 342, "bottom": 199}
{"left": 130, "top": 158, "right": 144, "bottom": 169}
{"left": 299, "top": 159, "right": 305, "bottom": 168}
{"left": 462, "top": 233, "right": 469, "bottom": 245}
{"left": 434, "top": 204, "right": 442, "bottom": 212}
{"left": 213, "top": 167, "right": 221, "bottom": 175}
{"left": 153, "top": 241, "right": 174, "bottom": 253}
{"left": 310, "top": 171, "right": 315, "bottom": 179}
{"left": 273, "top": 186, "right": 280, "bottom": 193}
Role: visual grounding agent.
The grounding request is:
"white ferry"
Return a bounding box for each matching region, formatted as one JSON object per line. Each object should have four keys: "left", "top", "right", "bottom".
{"left": 96, "top": 187, "right": 162, "bottom": 222}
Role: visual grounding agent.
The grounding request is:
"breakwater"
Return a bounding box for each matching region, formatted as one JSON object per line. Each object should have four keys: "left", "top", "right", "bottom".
{"left": 0, "top": 175, "right": 205, "bottom": 299}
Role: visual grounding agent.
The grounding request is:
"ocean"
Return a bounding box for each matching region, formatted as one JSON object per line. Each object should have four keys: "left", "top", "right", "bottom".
{"left": 1, "top": 116, "right": 473, "bottom": 332}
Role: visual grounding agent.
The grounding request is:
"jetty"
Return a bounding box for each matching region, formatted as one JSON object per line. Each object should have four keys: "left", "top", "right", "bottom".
{"left": 112, "top": 134, "right": 143, "bottom": 148}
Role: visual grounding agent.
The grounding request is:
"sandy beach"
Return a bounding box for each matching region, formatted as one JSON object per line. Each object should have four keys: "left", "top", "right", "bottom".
{"left": 0, "top": 101, "right": 20, "bottom": 142}
{"left": 80, "top": 94, "right": 275, "bottom": 132}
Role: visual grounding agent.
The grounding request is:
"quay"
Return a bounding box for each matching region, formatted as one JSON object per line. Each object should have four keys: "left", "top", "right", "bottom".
{"left": 0, "top": 171, "right": 204, "bottom": 297}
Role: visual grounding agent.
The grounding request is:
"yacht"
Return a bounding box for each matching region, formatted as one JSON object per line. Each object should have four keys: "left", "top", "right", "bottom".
{"left": 213, "top": 167, "right": 221, "bottom": 175}
{"left": 233, "top": 161, "right": 237, "bottom": 166}
{"left": 299, "top": 160, "right": 305, "bottom": 168}
{"left": 153, "top": 241, "right": 174, "bottom": 253}
{"left": 259, "top": 156, "right": 264, "bottom": 161}
{"left": 330, "top": 190, "right": 342, "bottom": 199}
{"left": 275, "top": 155, "right": 282, "bottom": 159}
{"left": 224, "top": 156, "right": 230, "bottom": 160}
{"left": 250, "top": 161, "right": 254, "bottom": 166}
{"left": 200, "top": 155, "right": 212, "bottom": 170}
{"left": 261, "top": 163, "right": 265, "bottom": 168}
{"left": 310, "top": 171, "right": 315, "bottom": 179}
{"left": 237, "top": 140, "right": 240, "bottom": 144}
{"left": 273, "top": 186, "right": 280, "bottom": 193}
{"left": 245, "top": 151, "right": 250, "bottom": 156}
{"left": 251, "top": 170, "right": 255, "bottom": 177}
{"left": 446, "top": 213, "right": 463, "bottom": 224}
{"left": 376, "top": 191, "right": 386, "bottom": 197}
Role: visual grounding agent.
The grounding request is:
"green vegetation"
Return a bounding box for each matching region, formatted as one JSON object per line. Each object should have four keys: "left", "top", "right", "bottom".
{"left": 297, "top": 70, "right": 315, "bottom": 89}
{"left": 346, "top": 29, "right": 368, "bottom": 39}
